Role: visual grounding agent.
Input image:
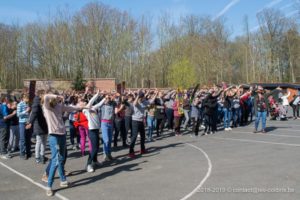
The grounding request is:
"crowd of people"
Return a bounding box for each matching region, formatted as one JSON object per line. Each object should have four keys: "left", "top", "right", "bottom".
{"left": 0, "top": 83, "right": 299, "bottom": 196}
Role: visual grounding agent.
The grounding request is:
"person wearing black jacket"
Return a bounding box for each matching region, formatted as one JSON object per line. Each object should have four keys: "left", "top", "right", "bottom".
{"left": 202, "top": 88, "right": 223, "bottom": 135}
{"left": 27, "top": 91, "right": 48, "bottom": 164}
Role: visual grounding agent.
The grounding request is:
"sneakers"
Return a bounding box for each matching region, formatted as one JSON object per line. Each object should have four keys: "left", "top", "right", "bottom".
{"left": 1, "top": 154, "right": 12, "bottom": 160}
{"left": 261, "top": 129, "right": 266, "bottom": 133}
{"left": 140, "top": 149, "right": 147, "bottom": 154}
{"left": 224, "top": 128, "right": 229, "bottom": 131}
{"left": 46, "top": 187, "right": 53, "bottom": 197}
{"left": 60, "top": 181, "right": 70, "bottom": 188}
{"left": 87, "top": 164, "right": 95, "bottom": 173}
{"left": 128, "top": 153, "right": 135, "bottom": 158}
{"left": 228, "top": 127, "right": 232, "bottom": 131}
{"left": 41, "top": 173, "right": 48, "bottom": 183}
{"left": 20, "top": 155, "right": 28, "bottom": 160}
{"left": 64, "top": 170, "right": 71, "bottom": 176}
{"left": 72, "top": 145, "right": 77, "bottom": 150}
{"left": 35, "top": 158, "right": 41, "bottom": 164}
{"left": 103, "top": 154, "right": 114, "bottom": 162}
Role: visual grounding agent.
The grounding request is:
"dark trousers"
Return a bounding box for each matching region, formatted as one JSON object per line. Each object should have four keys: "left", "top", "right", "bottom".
{"left": 241, "top": 107, "right": 249, "bottom": 125}
{"left": 129, "top": 120, "right": 145, "bottom": 154}
{"left": 69, "top": 121, "right": 79, "bottom": 146}
{"left": 292, "top": 105, "right": 299, "bottom": 118}
{"left": 174, "top": 116, "right": 183, "bottom": 134}
{"left": 125, "top": 116, "right": 132, "bottom": 137}
{"left": 212, "top": 109, "right": 218, "bottom": 132}
{"left": 0, "top": 126, "right": 9, "bottom": 154}
{"left": 114, "top": 119, "right": 127, "bottom": 146}
{"left": 191, "top": 118, "right": 200, "bottom": 136}
{"left": 19, "top": 123, "right": 32, "bottom": 157}
{"left": 204, "top": 114, "right": 213, "bottom": 133}
{"left": 87, "top": 129, "right": 99, "bottom": 165}
{"left": 166, "top": 108, "right": 174, "bottom": 130}
{"left": 155, "top": 118, "right": 164, "bottom": 136}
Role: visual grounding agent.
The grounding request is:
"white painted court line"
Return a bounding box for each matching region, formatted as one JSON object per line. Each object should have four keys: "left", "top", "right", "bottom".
{"left": 231, "top": 130, "right": 300, "bottom": 138}
{"left": 180, "top": 143, "right": 212, "bottom": 200}
{"left": 268, "top": 122, "right": 300, "bottom": 127}
{"left": 211, "top": 137, "right": 300, "bottom": 147}
{"left": 0, "top": 161, "right": 69, "bottom": 200}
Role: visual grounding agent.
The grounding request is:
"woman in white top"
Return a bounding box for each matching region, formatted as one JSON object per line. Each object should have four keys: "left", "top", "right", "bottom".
{"left": 82, "top": 90, "right": 106, "bottom": 173}
{"left": 280, "top": 90, "right": 291, "bottom": 115}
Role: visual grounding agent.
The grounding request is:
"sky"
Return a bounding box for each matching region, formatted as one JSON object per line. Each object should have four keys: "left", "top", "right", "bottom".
{"left": 0, "top": 0, "right": 299, "bottom": 38}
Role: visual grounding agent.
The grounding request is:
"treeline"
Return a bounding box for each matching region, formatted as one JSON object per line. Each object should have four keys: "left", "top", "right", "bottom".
{"left": 0, "top": 2, "right": 299, "bottom": 89}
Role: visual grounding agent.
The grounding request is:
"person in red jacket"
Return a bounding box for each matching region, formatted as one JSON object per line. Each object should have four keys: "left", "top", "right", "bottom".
{"left": 74, "top": 106, "right": 91, "bottom": 156}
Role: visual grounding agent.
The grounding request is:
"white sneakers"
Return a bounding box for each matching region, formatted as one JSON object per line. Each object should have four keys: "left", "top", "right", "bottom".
{"left": 46, "top": 187, "right": 53, "bottom": 197}
{"left": 87, "top": 164, "right": 95, "bottom": 173}
{"left": 224, "top": 127, "right": 232, "bottom": 131}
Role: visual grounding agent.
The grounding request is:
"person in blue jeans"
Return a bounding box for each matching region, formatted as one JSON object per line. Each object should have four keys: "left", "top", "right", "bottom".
{"left": 223, "top": 88, "right": 235, "bottom": 131}
{"left": 146, "top": 100, "right": 157, "bottom": 142}
{"left": 253, "top": 86, "right": 268, "bottom": 133}
{"left": 99, "top": 94, "right": 115, "bottom": 162}
{"left": 17, "top": 94, "right": 31, "bottom": 160}
{"left": 42, "top": 93, "right": 85, "bottom": 197}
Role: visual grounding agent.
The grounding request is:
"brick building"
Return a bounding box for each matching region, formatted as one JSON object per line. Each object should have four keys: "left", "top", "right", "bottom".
{"left": 24, "top": 78, "right": 117, "bottom": 92}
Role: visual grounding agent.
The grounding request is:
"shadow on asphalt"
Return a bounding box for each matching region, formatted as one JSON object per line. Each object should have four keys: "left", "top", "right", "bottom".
{"left": 57, "top": 161, "right": 146, "bottom": 190}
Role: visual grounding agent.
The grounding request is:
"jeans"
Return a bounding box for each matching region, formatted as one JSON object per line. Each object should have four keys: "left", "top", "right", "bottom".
{"left": 35, "top": 134, "right": 47, "bottom": 159}
{"left": 255, "top": 111, "right": 267, "bottom": 131}
{"left": 101, "top": 122, "right": 113, "bottom": 156}
{"left": 166, "top": 108, "right": 174, "bottom": 130}
{"left": 114, "top": 119, "right": 127, "bottom": 146}
{"left": 87, "top": 129, "right": 99, "bottom": 165}
{"left": 232, "top": 108, "right": 241, "bottom": 127}
{"left": 19, "top": 123, "right": 32, "bottom": 157}
{"left": 129, "top": 120, "right": 145, "bottom": 154}
{"left": 0, "top": 126, "right": 9, "bottom": 154}
{"left": 9, "top": 125, "right": 19, "bottom": 151}
{"left": 146, "top": 116, "right": 155, "bottom": 140}
{"left": 69, "top": 121, "right": 79, "bottom": 146}
{"left": 183, "top": 109, "right": 190, "bottom": 129}
{"left": 48, "top": 134, "right": 67, "bottom": 188}
{"left": 223, "top": 108, "right": 232, "bottom": 129}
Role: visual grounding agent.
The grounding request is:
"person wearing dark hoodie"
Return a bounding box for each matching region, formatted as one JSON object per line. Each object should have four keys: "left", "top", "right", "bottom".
{"left": 202, "top": 88, "right": 223, "bottom": 135}
{"left": 27, "top": 90, "right": 48, "bottom": 164}
{"left": 114, "top": 95, "right": 128, "bottom": 148}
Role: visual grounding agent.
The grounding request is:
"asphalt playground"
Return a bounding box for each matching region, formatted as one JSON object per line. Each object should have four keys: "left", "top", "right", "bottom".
{"left": 0, "top": 117, "right": 300, "bottom": 200}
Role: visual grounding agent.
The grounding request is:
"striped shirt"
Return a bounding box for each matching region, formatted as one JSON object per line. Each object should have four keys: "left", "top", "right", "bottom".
{"left": 17, "top": 101, "right": 29, "bottom": 123}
